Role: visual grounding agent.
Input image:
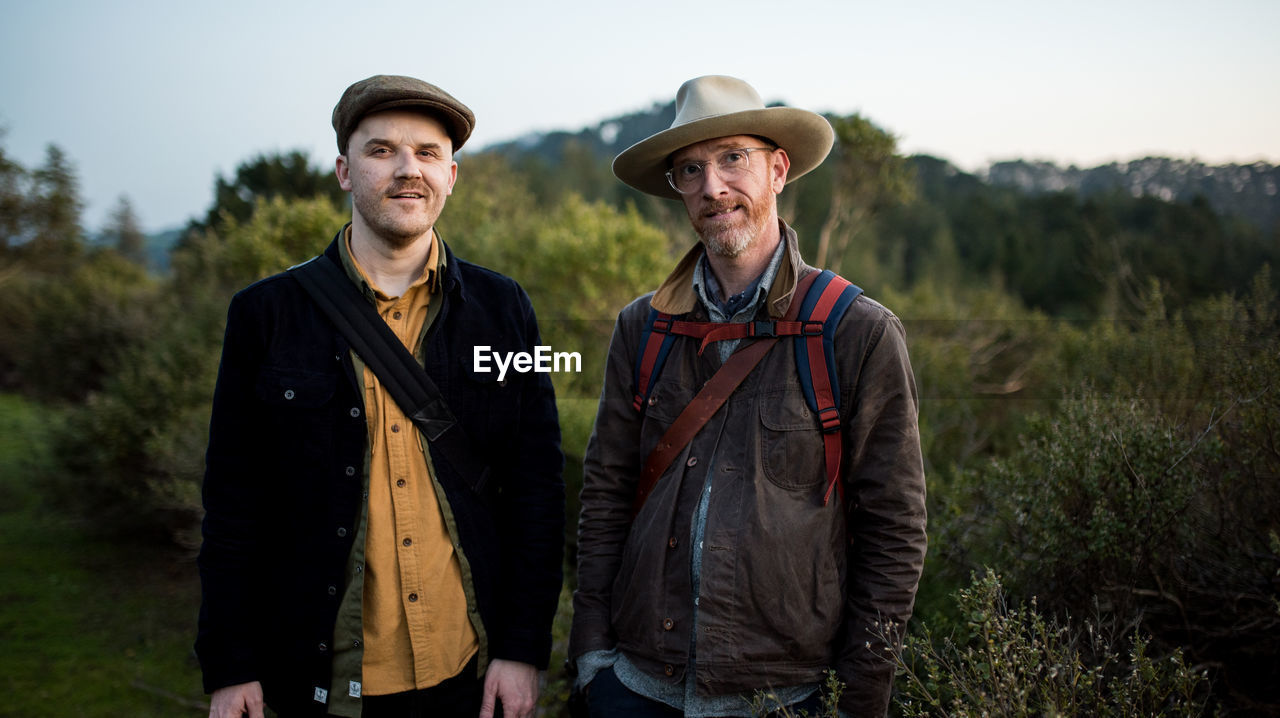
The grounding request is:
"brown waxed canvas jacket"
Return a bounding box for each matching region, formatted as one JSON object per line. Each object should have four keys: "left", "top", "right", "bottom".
{"left": 570, "top": 222, "right": 927, "bottom": 717}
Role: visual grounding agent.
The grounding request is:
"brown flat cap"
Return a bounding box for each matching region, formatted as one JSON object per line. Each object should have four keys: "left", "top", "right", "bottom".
{"left": 332, "top": 75, "right": 475, "bottom": 154}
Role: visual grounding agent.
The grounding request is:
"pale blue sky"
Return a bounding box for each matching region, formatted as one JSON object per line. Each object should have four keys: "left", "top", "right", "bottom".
{"left": 2, "top": 0, "right": 1276, "bottom": 232}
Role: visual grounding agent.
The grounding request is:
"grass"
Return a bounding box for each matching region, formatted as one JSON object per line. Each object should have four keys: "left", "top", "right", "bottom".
{"left": 0, "top": 394, "right": 207, "bottom": 717}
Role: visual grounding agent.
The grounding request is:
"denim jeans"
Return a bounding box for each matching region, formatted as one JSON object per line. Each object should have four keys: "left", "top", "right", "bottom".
{"left": 586, "top": 666, "right": 824, "bottom": 718}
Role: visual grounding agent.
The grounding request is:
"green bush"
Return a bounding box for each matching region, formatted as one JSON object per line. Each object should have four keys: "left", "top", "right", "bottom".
{"left": 893, "top": 570, "right": 1210, "bottom": 717}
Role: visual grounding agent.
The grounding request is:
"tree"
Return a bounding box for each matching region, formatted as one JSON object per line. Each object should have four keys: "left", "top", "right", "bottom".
{"left": 0, "top": 130, "right": 27, "bottom": 251}
{"left": 104, "top": 195, "right": 147, "bottom": 265}
{"left": 190, "top": 149, "right": 346, "bottom": 233}
{"left": 812, "top": 114, "right": 913, "bottom": 272}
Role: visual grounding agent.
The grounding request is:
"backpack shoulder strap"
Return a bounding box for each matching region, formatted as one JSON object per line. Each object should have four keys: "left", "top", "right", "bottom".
{"left": 793, "top": 269, "right": 863, "bottom": 505}
{"left": 632, "top": 307, "right": 678, "bottom": 411}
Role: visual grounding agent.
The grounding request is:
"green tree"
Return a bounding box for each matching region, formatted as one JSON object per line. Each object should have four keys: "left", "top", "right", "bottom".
{"left": 809, "top": 114, "right": 913, "bottom": 273}
{"left": 103, "top": 194, "right": 147, "bottom": 266}
{"left": 190, "top": 149, "right": 345, "bottom": 233}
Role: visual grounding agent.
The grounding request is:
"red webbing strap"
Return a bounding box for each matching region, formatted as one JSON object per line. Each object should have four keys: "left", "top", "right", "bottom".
{"left": 803, "top": 275, "right": 855, "bottom": 506}
{"left": 631, "top": 272, "right": 821, "bottom": 517}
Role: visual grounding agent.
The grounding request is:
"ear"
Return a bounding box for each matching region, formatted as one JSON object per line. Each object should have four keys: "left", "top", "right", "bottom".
{"left": 445, "top": 160, "right": 458, "bottom": 196}
{"left": 770, "top": 148, "right": 791, "bottom": 194}
{"left": 335, "top": 155, "right": 353, "bottom": 192}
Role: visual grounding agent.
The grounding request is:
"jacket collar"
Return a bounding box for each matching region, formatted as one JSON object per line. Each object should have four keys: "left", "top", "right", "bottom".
{"left": 650, "top": 218, "right": 810, "bottom": 319}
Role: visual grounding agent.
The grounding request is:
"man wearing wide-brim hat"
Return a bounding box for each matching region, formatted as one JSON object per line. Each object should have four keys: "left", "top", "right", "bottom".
{"left": 570, "top": 75, "right": 927, "bottom": 717}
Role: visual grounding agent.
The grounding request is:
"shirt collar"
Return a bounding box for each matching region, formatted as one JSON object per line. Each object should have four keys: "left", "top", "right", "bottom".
{"left": 337, "top": 224, "right": 444, "bottom": 301}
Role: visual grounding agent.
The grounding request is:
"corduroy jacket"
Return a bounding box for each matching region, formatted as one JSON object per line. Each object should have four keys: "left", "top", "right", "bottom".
{"left": 570, "top": 223, "right": 926, "bottom": 717}
{"left": 196, "top": 233, "right": 565, "bottom": 715}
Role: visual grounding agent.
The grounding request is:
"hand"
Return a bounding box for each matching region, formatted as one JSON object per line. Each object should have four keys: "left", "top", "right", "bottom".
{"left": 208, "top": 681, "right": 264, "bottom": 718}
{"left": 480, "top": 659, "right": 539, "bottom": 718}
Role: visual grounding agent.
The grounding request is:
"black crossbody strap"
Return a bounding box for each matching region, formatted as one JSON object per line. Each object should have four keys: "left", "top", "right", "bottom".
{"left": 288, "top": 253, "right": 491, "bottom": 495}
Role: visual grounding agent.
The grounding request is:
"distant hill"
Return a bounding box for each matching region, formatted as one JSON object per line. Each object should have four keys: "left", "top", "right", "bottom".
{"left": 483, "top": 101, "right": 1280, "bottom": 233}
{"left": 986, "top": 158, "right": 1279, "bottom": 232}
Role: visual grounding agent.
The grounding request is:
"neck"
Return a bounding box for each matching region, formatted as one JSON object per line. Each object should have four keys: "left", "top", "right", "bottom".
{"left": 703, "top": 219, "right": 781, "bottom": 300}
{"left": 349, "top": 219, "right": 434, "bottom": 298}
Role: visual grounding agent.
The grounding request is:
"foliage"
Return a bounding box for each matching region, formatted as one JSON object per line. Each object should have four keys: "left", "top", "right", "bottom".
{"left": 892, "top": 570, "right": 1209, "bottom": 717}
{"left": 49, "top": 196, "right": 347, "bottom": 542}
{"left": 103, "top": 194, "right": 148, "bottom": 265}
{"left": 934, "top": 279, "right": 1280, "bottom": 711}
{"left": 188, "top": 149, "right": 346, "bottom": 234}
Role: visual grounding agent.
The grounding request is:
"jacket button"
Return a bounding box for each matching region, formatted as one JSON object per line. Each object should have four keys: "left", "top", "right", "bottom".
{"left": 664, "top": 664, "right": 674, "bottom": 676}
{"left": 408, "top": 593, "right": 418, "bottom": 602}
{"left": 668, "top": 537, "right": 677, "bottom": 548}
{"left": 345, "top": 466, "right": 356, "bottom": 477}
{"left": 686, "top": 457, "right": 698, "bottom": 467}
{"left": 662, "top": 618, "right": 674, "bottom": 631}
{"left": 337, "top": 527, "right": 348, "bottom": 537}
{"left": 318, "top": 642, "right": 329, "bottom": 653}
{"left": 648, "top": 395, "right": 657, "bottom": 407}
{"left": 391, "top": 424, "right": 401, "bottom": 433}
{"left": 353, "top": 639, "right": 361, "bottom": 648}
{"left": 396, "top": 479, "right": 406, "bottom": 488}
{"left": 283, "top": 389, "right": 295, "bottom": 400}
{"left": 350, "top": 407, "right": 361, "bottom": 418}
{"left": 327, "top": 585, "right": 337, "bottom": 596}
{"left": 402, "top": 537, "right": 412, "bottom": 547}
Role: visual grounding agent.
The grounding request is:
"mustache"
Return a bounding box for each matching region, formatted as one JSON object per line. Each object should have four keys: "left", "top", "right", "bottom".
{"left": 386, "top": 182, "right": 429, "bottom": 196}
{"left": 702, "top": 200, "right": 740, "bottom": 215}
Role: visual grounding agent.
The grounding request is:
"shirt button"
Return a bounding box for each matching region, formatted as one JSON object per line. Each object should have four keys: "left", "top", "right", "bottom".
{"left": 402, "top": 537, "right": 412, "bottom": 547}
{"left": 393, "top": 311, "right": 403, "bottom": 320}
{"left": 668, "top": 537, "right": 678, "bottom": 548}
{"left": 337, "top": 527, "right": 348, "bottom": 537}
{"left": 355, "top": 564, "right": 363, "bottom": 573}
{"left": 686, "top": 457, "right": 698, "bottom": 467}
{"left": 662, "top": 618, "right": 674, "bottom": 631}
{"left": 318, "top": 642, "right": 329, "bottom": 653}
{"left": 353, "top": 639, "right": 361, "bottom": 648}
{"left": 345, "top": 466, "right": 356, "bottom": 477}
{"left": 350, "top": 407, "right": 361, "bottom": 418}
{"left": 408, "top": 593, "right": 418, "bottom": 602}
{"left": 396, "top": 479, "right": 406, "bottom": 488}
{"left": 664, "top": 664, "right": 674, "bottom": 676}
{"left": 391, "top": 424, "right": 401, "bottom": 433}
{"left": 283, "top": 389, "right": 295, "bottom": 400}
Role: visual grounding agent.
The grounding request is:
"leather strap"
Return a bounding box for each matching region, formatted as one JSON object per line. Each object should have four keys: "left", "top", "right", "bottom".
{"left": 631, "top": 271, "right": 820, "bottom": 516}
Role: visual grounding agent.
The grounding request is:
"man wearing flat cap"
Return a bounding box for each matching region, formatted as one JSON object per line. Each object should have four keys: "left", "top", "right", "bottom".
{"left": 570, "top": 75, "right": 927, "bottom": 716}
{"left": 197, "top": 75, "right": 564, "bottom": 718}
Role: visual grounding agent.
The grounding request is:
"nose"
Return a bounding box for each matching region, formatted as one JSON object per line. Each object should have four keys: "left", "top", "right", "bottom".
{"left": 698, "top": 164, "right": 731, "bottom": 198}
{"left": 393, "top": 149, "right": 422, "bottom": 179}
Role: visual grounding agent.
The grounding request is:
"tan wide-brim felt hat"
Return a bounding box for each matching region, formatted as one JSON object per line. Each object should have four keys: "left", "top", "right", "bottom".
{"left": 613, "top": 75, "right": 835, "bottom": 200}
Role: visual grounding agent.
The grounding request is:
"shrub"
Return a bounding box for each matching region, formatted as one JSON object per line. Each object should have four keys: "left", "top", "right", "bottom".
{"left": 892, "top": 570, "right": 1210, "bottom": 717}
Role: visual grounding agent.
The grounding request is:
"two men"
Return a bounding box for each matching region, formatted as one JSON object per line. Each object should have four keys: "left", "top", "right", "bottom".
{"left": 197, "top": 76, "right": 565, "bottom": 718}
{"left": 570, "top": 76, "right": 927, "bottom": 716}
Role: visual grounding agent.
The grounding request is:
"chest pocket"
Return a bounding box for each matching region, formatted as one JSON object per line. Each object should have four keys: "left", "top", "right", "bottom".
{"left": 759, "top": 388, "right": 825, "bottom": 490}
{"left": 255, "top": 367, "right": 338, "bottom": 408}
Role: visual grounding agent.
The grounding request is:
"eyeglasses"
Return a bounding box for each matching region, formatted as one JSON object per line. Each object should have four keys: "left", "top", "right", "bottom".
{"left": 665, "top": 146, "right": 776, "bottom": 194}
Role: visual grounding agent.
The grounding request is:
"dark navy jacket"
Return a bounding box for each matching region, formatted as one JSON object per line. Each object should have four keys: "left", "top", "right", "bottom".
{"left": 196, "top": 235, "right": 565, "bottom": 714}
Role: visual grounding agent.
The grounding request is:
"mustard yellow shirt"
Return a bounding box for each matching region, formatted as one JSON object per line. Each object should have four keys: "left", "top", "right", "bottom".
{"left": 344, "top": 231, "right": 479, "bottom": 695}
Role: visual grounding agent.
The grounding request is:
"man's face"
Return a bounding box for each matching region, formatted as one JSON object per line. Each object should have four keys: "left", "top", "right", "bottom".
{"left": 670, "top": 134, "right": 789, "bottom": 258}
{"left": 336, "top": 109, "right": 457, "bottom": 248}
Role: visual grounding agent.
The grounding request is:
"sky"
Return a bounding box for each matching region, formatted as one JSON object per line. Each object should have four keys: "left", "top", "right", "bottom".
{"left": 2, "top": 0, "right": 1277, "bottom": 233}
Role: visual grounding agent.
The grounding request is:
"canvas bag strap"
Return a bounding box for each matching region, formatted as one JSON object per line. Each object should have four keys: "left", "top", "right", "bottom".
{"left": 288, "top": 253, "right": 492, "bottom": 494}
